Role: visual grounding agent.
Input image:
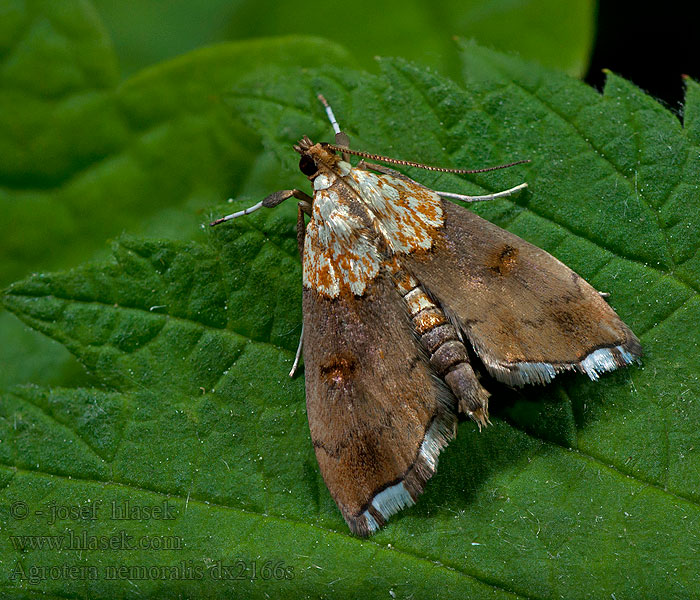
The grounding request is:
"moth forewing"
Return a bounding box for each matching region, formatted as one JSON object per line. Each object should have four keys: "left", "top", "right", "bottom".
{"left": 303, "top": 272, "right": 456, "bottom": 536}
{"left": 209, "top": 96, "right": 641, "bottom": 536}
{"left": 401, "top": 201, "right": 642, "bottom": 386}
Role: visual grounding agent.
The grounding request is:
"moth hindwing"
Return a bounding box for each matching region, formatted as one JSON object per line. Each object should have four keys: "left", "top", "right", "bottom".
{"left": 210, "top": 96, "right": 641, "bottom": 536}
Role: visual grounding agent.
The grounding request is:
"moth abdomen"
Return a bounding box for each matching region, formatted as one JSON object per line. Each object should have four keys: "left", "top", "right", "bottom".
{"left": 429, "top": 340, "right": 469, "bottom": 374}
{"left": 391, "top": 265, "right": 490, "bottom": 426}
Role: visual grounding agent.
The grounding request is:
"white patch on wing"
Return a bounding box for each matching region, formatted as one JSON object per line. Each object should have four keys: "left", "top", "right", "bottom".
{"left": 418, "top": 411, "right": 455, "bottom": 470}
{"left": 303, "top": 187, "right": 380, "bottom": 297}
{"left": 370, "top": 482, "right": 415, "bottom": 517}
{"left": 580, "top": 345, "right": 637, "bottom": 380}
{"left": 347, "top": 169, "right": 444, "bottom": 254}
{"left": 507, "top": 362, "right": 558, "bottom": 386}
{"left": 338, "top": 161, "right": 352, "bottom": 176}
{"left": 361, "top": 511, "right": 381, "bottom": 535}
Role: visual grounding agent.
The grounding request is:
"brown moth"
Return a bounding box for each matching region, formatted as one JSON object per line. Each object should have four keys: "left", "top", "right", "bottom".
{"left": 211, "top": 96, "right": 641, "bottom": 536}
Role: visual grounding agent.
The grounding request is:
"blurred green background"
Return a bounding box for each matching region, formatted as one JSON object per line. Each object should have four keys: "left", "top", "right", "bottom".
{"left": 92, "top": 0, "right": 595, "bottom": 79}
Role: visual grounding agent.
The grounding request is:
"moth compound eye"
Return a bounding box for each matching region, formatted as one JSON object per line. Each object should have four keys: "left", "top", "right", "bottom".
{"left": 299, "top": 155, "right": 318, "bottom": 176}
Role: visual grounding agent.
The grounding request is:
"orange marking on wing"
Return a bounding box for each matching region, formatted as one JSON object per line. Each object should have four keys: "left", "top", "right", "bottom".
{"left": 316, "top": 258, "right": 334, "bottom": 290}
{"left": 303, "top": 187, "right": 381, "bottom": 297}
{"left": 348, "top": 171, "right": 444, "bottom": 255}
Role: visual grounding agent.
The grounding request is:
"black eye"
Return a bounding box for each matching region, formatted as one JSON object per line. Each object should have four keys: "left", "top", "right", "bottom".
{"left": 299, "top": 155, "right": 317, "bottom": 176}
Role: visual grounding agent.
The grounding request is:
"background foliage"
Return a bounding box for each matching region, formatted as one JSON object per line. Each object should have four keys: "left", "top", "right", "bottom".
{"left": 2, "top": 1, "right": 699, "bottom": 599}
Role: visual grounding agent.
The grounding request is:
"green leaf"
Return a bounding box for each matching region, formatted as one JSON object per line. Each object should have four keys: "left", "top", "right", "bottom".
{"left": 91, "top": 0, "right": 595, "bottom": 78}
{"left": 0, "top": 0, "right": 356, "bottom": 389}
{"left": 3, "top": 48, "right": 700, "bottom": 599}
{"left": 0, "top": 1, "right": 354, "bottom": 287}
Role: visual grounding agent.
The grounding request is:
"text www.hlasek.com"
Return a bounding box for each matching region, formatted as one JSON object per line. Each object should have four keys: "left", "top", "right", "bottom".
{"left": 9, "top": 529, "right": 182, "bottom": 551}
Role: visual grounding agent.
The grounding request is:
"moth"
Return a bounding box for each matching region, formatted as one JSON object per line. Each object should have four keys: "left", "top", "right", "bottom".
{"left": 211, "top": 96, "right": 641, "bottom": 536}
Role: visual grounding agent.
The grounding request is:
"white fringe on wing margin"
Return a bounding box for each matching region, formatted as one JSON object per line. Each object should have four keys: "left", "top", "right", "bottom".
{"left": 480, "top": 344, "right": 639, "bottom": 387}
{"left": 359, "top": 409, "right": 456, "bottom": 533}
{"left": 580, "top": 345, "right": 637, "bottom": 380}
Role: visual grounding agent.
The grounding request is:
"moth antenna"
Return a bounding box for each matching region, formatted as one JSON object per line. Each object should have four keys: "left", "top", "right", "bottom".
{"left": 437, "top": 182, "right": 528, "bottom": 203}
{"left": 209, "top": 201, "right": 263, "bottom": 226}
{"left": 326, "top": 143, "right": 530, "bottom": 174}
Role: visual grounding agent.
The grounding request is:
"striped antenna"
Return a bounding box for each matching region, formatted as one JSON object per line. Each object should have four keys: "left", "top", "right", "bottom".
{"left": 325, "top": 144, "right": 530, "bottom": 174}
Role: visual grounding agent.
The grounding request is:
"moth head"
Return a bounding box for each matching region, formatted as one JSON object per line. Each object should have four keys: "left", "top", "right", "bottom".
{"left": 293, "top": 135, "right": 341, "bottom": 180}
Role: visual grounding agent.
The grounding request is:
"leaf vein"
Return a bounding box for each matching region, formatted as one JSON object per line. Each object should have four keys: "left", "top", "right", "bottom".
{"left": 0, "top": 463, "right": 533, "bottom": 599}
{"left": 7, "top": 389, "right": 108, "bottom": 463}
{"left": 486, "top": 73, "right": 674, "bottom": 267}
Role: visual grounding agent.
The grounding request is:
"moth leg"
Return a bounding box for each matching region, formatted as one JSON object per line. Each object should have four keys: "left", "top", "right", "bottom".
{"left": 436, "top": 183, "right": 528, "bottom": 204}
{"left": 289, "top": 322, "right": 304, "bottom": 378}
{"left": 265, "top": 189, "right": 312, "bottom": 208}
{"left": 296, "top": 202, "right": 309, "bottom": 258}
{"left": 288, "top": 202, "right": 309, "bottom": 378}
{"left": 210, "top": 189, "right": 312, "bottom": 226}
{"left": 298, "top": 200, "right": 312, "bottom": 215}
